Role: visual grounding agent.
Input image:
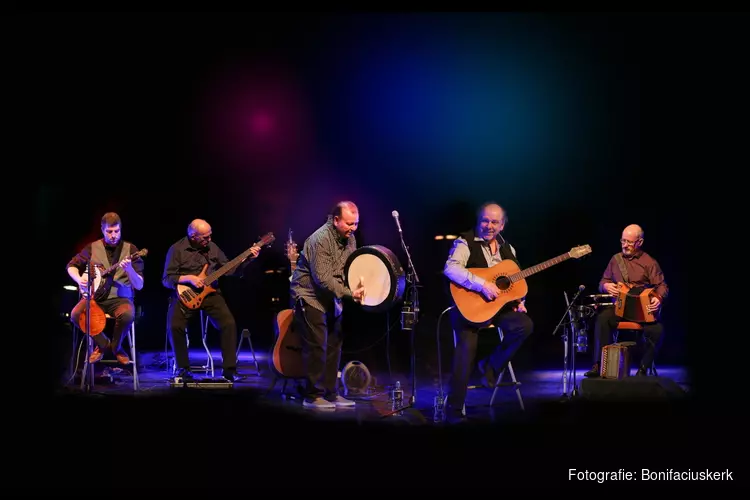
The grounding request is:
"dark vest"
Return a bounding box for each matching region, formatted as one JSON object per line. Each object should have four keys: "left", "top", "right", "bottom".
{"left": 91, "top": 240, "right": 133, "bottom": 299}
{"left": 442, "top": 229, "right": 520, "bottom": 301}
{"left": 459, "top": 229, "right": 520, "bottom": 269}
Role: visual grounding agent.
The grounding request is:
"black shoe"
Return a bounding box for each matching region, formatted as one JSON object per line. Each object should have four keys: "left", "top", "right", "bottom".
{"left": 222, "top": 370, "right": 245, "bottom": 382}
{"left": 636, "top": 366, "right": 648, "bottom": 377}
{"left": 584, "top": 364, "right": 600, "bottom": 378}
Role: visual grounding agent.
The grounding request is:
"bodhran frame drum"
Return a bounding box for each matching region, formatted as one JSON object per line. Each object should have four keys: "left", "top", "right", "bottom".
{"left": 344, "top": 245, "right": 406, "bottom": 313}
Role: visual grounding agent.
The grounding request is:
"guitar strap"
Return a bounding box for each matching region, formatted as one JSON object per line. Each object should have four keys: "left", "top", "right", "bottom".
{"left": 614, "top": 253, "right": 629, "bottom": 283}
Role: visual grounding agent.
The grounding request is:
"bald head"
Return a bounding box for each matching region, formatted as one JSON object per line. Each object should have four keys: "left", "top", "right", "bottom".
{"left": 622, "top": 224, "right": 643, "bottom": 239}
{"left": 188, "top": 219, "right": 213, "bottom": 248}
{"left": 188, "top": 219, "right": 211, "bottom": 235}
{"left": 620, "top": 224, "right": 643, "bottom": 256}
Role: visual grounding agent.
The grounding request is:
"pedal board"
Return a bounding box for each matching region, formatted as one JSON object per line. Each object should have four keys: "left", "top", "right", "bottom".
{"left": 168, "top": 377, "right": 233, "bottom": 389}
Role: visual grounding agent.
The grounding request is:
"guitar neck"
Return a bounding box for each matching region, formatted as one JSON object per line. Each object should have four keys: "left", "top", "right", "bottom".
{"left": 101, "top": 252, "right": 137, "bottom": 277}
{"left": 204, "top": 246, "right": 256, "bottom": 283}
{"left": 510, "top": 253, "right": 571, "bottom": 282}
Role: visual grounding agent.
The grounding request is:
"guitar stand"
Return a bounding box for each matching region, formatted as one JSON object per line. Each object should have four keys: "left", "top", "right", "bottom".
{"left": 266, "top": 375, "right": 305, "bottom": 401}
{"left": 236, "top": 328, "right": 260, "bottom": 376}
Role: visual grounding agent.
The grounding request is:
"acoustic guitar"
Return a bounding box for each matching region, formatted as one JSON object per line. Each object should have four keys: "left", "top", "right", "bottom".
{"left": 176, "top": 232, "right": 275, "bottom": 309}
{"left": 79, "top": 248, "right": 149, "bottom": 301}
{"left": 449, "top": 244, "right": 592, "bottom": 324}
{"left": 614, "top": 282, "right": 659, "bottom": 322}
{"left": 271, "top": 228, "right": 306, "bottom": 378}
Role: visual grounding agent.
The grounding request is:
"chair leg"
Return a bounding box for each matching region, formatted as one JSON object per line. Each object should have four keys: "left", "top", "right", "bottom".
{"left": 489, "top": 328, "right": 525, "bottom": 411}
{"left": 237, "top": 328, "right": 261, "bottom": 375}
{"left": 200, "top": 311, "right": 214, "bottom": 377}
{"left": 129, "top": 325, "right": 140, "bottom": 391}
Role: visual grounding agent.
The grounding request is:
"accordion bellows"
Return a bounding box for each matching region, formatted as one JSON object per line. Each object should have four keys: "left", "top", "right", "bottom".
{"left": 600, "top": 343, "right": 631, "bottom": 379}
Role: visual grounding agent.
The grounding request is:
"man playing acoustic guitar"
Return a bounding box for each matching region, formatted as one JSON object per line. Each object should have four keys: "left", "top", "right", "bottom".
{"left": 67, "top": 212, "right": 145, "bottom": 364}
{"left": 585, "top": 224, "right": 669, "bottom": 378}
{"left": 162, "top": 219, "right": 260, "bottom": 382}
{"left": 443, "top": 202, "right": 534, "bottom": 423}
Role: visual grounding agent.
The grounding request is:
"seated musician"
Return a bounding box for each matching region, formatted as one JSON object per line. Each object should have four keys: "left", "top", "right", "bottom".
{"left": 585, "top": 224, "right": 669, "bottom": 377}
{"left": 443, "top": 202, "right": 533, "bottom": 423}
{"left": 67, "top": 212, "right": 145, "bottom": 364}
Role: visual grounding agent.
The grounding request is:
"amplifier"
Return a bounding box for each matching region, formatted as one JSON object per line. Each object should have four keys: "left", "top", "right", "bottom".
{"left": 600, "top": 343, "right": 631, "bottom": 379}
{"left": 168, "top": 377, "right": 234, "bottom": 389}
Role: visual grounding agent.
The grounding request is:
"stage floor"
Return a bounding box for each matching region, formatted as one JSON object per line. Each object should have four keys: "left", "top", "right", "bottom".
{"left": 57, "top": 347, "right": 692, "bottom": 426}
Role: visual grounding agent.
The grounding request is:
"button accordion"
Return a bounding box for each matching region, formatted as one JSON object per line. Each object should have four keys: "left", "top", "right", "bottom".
{"left": 600, "top": 343, "right": 632, "bottom": 379}
{"left": 614, "top": 282, "right": 657, "bottom": 323}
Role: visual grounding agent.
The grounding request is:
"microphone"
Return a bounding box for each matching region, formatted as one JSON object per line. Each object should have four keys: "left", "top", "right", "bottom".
{"left": 578, "top": 284, "right": 585, "bottom": 291}
{"left": 391, "top": 210, "right": 402, "bottom": 233}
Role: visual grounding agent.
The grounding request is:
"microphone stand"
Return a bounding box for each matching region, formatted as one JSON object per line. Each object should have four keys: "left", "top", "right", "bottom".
{"left": 381, "top": 219, "right": 420, "bottom": 418}
{"left": 551, "top": 285, "right": 585, "bottom": 400}
{"left": 80, "top": 261, "right": 95, "bottom": 392}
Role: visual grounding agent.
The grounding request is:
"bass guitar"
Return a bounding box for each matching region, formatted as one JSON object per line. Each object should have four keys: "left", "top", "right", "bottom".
{"left": 271, "top": 228, "right": 306, "bottom": 378}
{"left": 449, "top": 244, "right": 592, "bottom": 324}
{"left": 80, "top": 248, "right": 149, "bottom": 301}
{"left": 177, "top": 232, "right": 275, "bottom": 309}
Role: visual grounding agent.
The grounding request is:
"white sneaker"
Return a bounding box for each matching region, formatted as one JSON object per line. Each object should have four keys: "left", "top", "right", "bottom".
{"left": 329, "top": 395, "right": 356, "bottom": 407}
{"left": 303, "top": 397, "right": 335, "bottom": 409}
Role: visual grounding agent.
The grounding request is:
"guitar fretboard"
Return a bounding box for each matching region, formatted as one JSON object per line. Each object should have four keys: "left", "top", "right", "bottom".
{"left": 509, "top": 253, "right": 571, "bottom": 282}
{"left": 204, "top": 246, "right": 257, "bottom": 284}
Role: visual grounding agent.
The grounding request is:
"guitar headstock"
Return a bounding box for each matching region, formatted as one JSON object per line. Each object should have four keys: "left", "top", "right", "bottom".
{"left": 256, "top": 232, "right": 275, "bottom": 247}
{"left": 569, "top": 244, "right": 592, "bottom": 259}
{"left": 285, "top": 228, "right": 299, "bottom": 264}
{"left": 135, "top": 248, "right": 148, "bottom": 258}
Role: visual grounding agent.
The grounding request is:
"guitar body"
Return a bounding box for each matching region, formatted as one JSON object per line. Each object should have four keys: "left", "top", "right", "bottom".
{"left": 176, "top": 264, "right": 218, "bottom": 309}
{"left": 269, "top": 228, "right": 306, "bottom": 378}
{"left": 614, "top": 282, "right": 657, "bottom": 322}
{"left": 77, "top": 299, "right": 107, "bottom": 336}
{"left": 79, "top": 266, "right": 104, "bottom": 299}
{"left": 449, "top": 259, "right": 528, "bottom": 324}
{"left": 271, "top": 308, "right": 306, "bottom": 378}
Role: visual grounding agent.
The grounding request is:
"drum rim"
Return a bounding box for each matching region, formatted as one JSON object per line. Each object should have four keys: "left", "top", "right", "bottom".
{"left": 344, "top": 245, "right": 406, "bottom": 312}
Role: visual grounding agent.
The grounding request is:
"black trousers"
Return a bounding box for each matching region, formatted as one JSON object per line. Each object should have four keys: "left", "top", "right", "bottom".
{"left": 593, "top": 306, "right": 663, "bottom": 369}
{"left": 71, "top": 297, "right": 134, "bottom": 351}
{"left": 448, "top": 307, "right": 533, "bottom": 413}
{"left": 293, "top": 298, "right": 343, "bottom": 400}
{"left": 167, "top": 293, "right": 238, "bottom": 373}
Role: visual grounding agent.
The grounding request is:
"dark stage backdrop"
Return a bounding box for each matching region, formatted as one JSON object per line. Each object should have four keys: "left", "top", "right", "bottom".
{"left": 34, "top": 13, "right": 685, "bottom": 385}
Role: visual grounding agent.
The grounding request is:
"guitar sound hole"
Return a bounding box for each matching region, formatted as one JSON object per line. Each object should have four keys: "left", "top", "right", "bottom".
{"left": 495, "top": 276, "right": 511, "bottom": 291}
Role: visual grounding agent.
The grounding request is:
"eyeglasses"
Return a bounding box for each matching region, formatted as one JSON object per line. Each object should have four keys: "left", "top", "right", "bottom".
{"left": 620, "top": 238, "right": 640, "bottom": 246}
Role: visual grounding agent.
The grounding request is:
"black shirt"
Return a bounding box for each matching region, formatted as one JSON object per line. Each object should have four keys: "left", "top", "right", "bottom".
{"left": 162, "top": 236, "right": 248, "bottom": 291}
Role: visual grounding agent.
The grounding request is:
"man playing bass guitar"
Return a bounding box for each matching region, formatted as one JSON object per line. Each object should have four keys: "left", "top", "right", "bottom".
{"left": 67, "top": 212, "right": 145, "bottom": 364}
{"left": 162, "top": 219, "right": 261, "bottom": 382}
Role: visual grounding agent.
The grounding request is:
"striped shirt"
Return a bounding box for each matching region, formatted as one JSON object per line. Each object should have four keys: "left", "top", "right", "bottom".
{"left": 290, "top": 217, "right": 356, "bottom": 316}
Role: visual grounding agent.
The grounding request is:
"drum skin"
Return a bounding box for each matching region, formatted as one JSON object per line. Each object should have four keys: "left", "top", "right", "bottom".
{"left": 344, "top": 245, "right": 406, "bottom": 313}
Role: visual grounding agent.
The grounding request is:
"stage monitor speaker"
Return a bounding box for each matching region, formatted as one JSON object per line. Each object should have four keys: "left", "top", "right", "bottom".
{"left": 580, "top": 376, "right": 687, "bottom": 401}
